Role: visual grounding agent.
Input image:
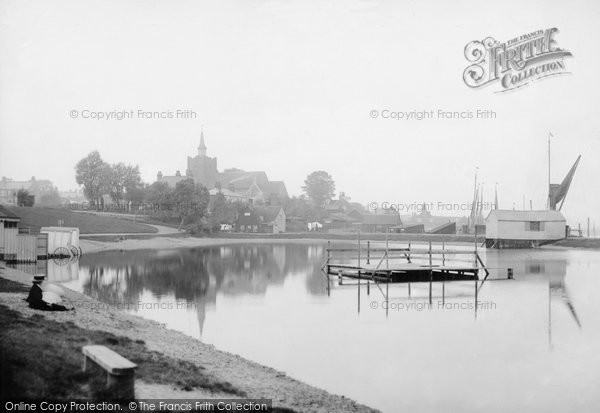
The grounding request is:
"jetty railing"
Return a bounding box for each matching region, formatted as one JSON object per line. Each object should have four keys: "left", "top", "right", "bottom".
{"left": 323, "top": 239, "right": 489, "bottom": 280}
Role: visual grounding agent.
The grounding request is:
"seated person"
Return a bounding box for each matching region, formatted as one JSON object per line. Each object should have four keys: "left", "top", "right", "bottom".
{"left": 25, "top": 276, "right": 72, "bottom": 312}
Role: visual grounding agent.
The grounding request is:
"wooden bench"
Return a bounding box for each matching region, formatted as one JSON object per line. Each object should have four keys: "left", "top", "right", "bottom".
{"left": 82, "top": 345, "right": 137, "bottom": 399}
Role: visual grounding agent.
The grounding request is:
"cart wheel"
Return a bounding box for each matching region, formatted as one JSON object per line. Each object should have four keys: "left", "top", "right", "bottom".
{"left": 53, "top": 256, "right": 71, "bottom": 266}
{"left": 70, "top": 246, "right": 80, "bottom": 257}
{"left": 53, "top": 247, "right": 71, "bottom": 258}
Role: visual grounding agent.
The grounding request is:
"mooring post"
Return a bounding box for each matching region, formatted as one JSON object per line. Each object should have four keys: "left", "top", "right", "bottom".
{"left": 507, "top": 268, "right": 514, "bottom": 279}
{"left": 367, "top": 281, "right": 370, "bottom": 295}
{"left": 338, "top": 269, "right": 343, "bottom": 285}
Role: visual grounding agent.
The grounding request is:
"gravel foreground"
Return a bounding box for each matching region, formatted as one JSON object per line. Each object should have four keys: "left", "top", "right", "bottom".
{"left": 0, "top": 265, "right": 377, "bottom": 413}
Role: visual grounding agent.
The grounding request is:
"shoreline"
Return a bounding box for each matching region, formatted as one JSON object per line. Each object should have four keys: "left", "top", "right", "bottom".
{"left": 79, "top": 232, "right": 487, "bottom": 255}
{"left": 79, "top": 236, "right": 333, "bottom": 254}
{"left": 0, "top": 265, "right": 376, "bottom": 412}
{"left": 79, "top": 233, "right": 600, "bottom": 255}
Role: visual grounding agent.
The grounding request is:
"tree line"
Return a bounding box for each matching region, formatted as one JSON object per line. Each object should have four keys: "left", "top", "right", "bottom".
{"left": 75, "top": 151, "right": 345, "bottom": 232}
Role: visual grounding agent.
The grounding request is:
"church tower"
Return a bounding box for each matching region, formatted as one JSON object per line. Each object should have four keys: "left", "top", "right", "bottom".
{"left": 198, "top": 128, "right": 207, "bottom": 157}
{"left": 187, "top": 128, "right": 219, "bottom": 188}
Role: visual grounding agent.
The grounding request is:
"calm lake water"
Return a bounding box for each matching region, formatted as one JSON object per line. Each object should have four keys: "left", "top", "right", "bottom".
{"left": 54, "top": 242, "right": 600, "bottom": 412}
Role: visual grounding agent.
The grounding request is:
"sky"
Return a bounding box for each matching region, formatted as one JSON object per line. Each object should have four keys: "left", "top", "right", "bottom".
{"left": 0, "top": 0, "right": 599, "bottom": 227}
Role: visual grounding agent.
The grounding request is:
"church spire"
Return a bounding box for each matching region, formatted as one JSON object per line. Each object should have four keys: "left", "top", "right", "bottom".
{"left": 198, "top": 126, "right": 207, "bottom": 157}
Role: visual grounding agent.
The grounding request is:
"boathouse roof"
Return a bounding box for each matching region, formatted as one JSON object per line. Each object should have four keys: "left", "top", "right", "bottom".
{"left": 486, "top": 210, "right": 566, "bottom": 222}
{"left": 0, "top": 205, "right": 20, "bottom": 221}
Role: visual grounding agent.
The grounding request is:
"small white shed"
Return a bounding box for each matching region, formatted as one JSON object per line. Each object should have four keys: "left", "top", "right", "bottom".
{"left": 0, "top": 205, "right": 20, "bottom": 261}
{"left": 485, "top": 210, "right": 566, "bottom": 248}
{"left": 40, "top": 226, "right": 81, "bottom": 256}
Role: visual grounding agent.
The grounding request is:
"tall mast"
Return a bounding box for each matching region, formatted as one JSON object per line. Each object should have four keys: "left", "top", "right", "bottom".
{"left": 548, "top": 132, "right": 552, "bottom": 209}
{"left": 469, "top": 167, "right": 478, "bottom": 231}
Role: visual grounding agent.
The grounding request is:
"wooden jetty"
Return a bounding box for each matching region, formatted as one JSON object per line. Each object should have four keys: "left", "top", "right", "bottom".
{"left": 322, "top": 236, "right": 489, "bottom": 285}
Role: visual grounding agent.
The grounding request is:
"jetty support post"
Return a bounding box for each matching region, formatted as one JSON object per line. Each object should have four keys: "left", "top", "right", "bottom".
{"left": 474, "top": 226, "right": 478, "bottom": 268}
{"left": 442, "top": 281, "right": 445, "bottom": 305}
{"left": 386, "top": 271, "right": 390, "bottom": 317}
{"left": 357, "top": 269, "right": 361, "bottom": 314}
{"left": 385, "top": 228, "right": 389, "bottom": 270}
{"left": 326, "top": 240, "right": 331, "bottom": 275}
{"left": 357, "top": 231, "right": 361, "bottom": 269}
{"left": 442, "top": 241, "right": 445, "bottom": 266}
{"left": 367, "top": 241, "right": 370, "bottom": 264}
{"left": 428, "top": 241, "right": 433, "bottom": 305}
{"left": 474, "top": 274, "right": 478, "bottom": 318}
{"left": 357, "top": 232, "right": 361, "bottom": 313}
{"left": 338, "top": 269, "right": 343, "bottom": 285}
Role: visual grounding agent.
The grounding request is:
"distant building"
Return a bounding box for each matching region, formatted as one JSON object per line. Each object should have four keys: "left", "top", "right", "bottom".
{"left": 208, "top": 188, "right": 250, "bottom": 203}
{"left": 236, "top": 206, "right": 286, "bottom": 233}
{"left": 429, "top": 221, "right": 457, "bottom": 234}
{"left": 485, "top": 210, "right": 566, "bottom": 248}
{"left": 0, "top": 176, "right": 56, "bottom": 205}
{"left": 359, "top": 214, "right": 402, "bottom": 233}
{"left": 157, "top": 130, "right": 288, "bottom": 204}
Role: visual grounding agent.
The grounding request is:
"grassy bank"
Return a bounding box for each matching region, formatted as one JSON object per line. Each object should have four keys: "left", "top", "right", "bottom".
{"left": 0, "top": 281, "right": 240, "bottom": 400}
{"left": 6, "top": 206, "right": 157, "bottom": 234}
{"left": 0, "top": 269, "right": 374, "bottom": 412}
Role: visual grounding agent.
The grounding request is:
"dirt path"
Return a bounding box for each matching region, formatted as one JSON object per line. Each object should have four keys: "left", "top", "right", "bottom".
{"left": 81, "top": 223, "right": 183, "bottom": 237}
{"left": 0, "top": 266, "right": 376, "bottom": 413}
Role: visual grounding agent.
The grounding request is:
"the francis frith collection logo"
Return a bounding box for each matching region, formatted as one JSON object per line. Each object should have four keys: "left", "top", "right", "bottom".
{"left": 463, "top": 28, "right": 572, "bottom": 92}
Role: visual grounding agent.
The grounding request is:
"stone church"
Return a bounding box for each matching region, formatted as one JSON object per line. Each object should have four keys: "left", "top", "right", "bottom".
{"left": 156, "top": 130, "right": 288, "bottom": 204}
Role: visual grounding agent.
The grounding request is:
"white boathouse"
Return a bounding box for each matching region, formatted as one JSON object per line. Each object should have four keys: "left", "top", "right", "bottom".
{"left": 485, "top": 210, "right": 566, "bottom": 248}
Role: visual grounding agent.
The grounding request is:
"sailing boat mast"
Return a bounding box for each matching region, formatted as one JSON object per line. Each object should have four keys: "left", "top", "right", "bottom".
{"left": 469, "top": 167, "right": 478, "bottom": 232}
{"left": 548, "top": 132, "right": 552, "bottom": 209}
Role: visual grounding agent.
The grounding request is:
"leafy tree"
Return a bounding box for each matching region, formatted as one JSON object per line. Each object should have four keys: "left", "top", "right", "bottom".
{"left": 126, "top": 184, "right": 147, "bottom": 207}
{"left": 173, "top": 179, "right": 210, "bottom": 229}
{"left": 75, "top": 151, "right": 110, "bottom": 210}
{"left": 17, "top": 189, "right": 34, "bottom": 207}
{"left": 283, "top": 195, "right": 325, "bottom": 222}
{"left": 146, "top": 181, "right": 173, "bottom": 209}
{"left": 302, "top": 171, "right": 336, "bottom": 207}
{"left": 107, "top": 163, "right": 142, "bottom": 205}
{"left": 107, "top": 163, "right": 127, "bottom": 205}
{"left": 123, "top": 165, "right": 142, "bottom": 202}
{"left": 208, "top": 192, "right": 238, "bottom": 232}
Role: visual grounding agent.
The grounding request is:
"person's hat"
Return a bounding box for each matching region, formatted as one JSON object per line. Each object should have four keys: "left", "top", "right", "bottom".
{"left": 32, "top": 275, "right": 46, "bottom": 283}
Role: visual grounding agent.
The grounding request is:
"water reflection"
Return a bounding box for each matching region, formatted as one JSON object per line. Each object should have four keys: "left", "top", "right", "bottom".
{"left": 485, "top": 250, "right": 582, "bottom": 348}
{"left": 35, "top": 244, "right": 599, "bottom": 413}
{"left": 70, "top": 244, "right": 326, "bottom": 334}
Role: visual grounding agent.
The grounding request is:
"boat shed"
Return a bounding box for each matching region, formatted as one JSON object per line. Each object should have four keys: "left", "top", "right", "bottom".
{"left": 0, "top": 205, "right": 21, "bottom": 261}
{"left": 485, "top": 210, "right": 566, "bottom": 248}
